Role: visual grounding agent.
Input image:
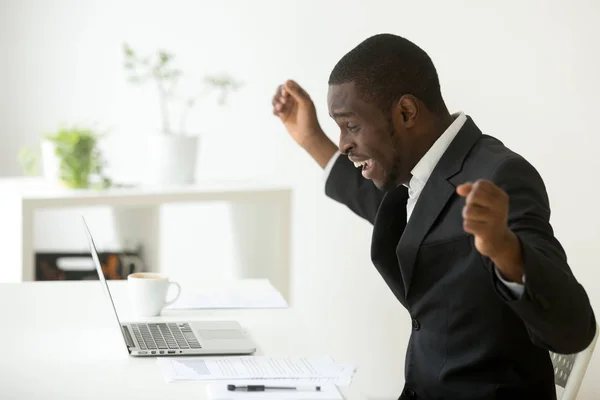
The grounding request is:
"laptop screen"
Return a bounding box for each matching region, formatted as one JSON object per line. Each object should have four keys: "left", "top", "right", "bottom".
{"left": 82, "top": 216, "right": 131, "bottom": 352}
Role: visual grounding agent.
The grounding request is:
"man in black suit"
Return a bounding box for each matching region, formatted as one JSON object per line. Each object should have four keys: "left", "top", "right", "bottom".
{"left": 271, "top": 34, "right": 596, "bottom": 399}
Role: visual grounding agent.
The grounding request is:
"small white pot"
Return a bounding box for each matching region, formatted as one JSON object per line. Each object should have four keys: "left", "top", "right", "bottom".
{"left": 143, "top": 134, "right": 200, "bottom": 186}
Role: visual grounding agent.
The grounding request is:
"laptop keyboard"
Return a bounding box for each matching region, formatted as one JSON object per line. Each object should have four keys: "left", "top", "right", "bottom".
{"left": 131, "top": 323, "right": 202, "bottom": 350}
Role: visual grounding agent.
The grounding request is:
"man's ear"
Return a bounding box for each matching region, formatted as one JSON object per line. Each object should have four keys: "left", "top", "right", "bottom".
{"left": 392, "top": 95, "right": 419, "bottom": 128}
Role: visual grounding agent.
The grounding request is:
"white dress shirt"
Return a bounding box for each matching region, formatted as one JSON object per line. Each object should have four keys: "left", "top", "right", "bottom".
{"left": 405, "top": 112, "right": 467, "bottom": 221}
{"left": 324, "top": 112, "right": 524, "bottom": 297}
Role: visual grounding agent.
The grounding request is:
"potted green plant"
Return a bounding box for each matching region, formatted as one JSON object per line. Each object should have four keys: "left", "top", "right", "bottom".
{"left": 123, "top": 44, "right": 242, "bottom": 185}
{"left": 19, "top": 125, "right": 112, "bottom": 189}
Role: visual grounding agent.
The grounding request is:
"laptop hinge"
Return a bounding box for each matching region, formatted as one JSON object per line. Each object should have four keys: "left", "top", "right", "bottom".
{"left": 121, "top": 325, "right": 136, "bottom": 348}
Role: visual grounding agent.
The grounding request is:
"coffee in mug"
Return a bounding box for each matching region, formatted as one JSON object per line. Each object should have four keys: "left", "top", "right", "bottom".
{"left": 127, "top": 272, "right": 181, "bottom": 317}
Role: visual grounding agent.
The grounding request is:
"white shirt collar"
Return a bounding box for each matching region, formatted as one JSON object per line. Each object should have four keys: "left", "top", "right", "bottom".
{"left": 407, "top": 112, "right": 467, "bottom": 189}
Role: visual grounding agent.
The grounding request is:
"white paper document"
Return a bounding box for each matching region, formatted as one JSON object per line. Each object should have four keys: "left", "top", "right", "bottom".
{"left": 206, "top": 380, "right": 343, "bottom": 400}
{"left": 166, "top": 289, "right": 288, "bottom": 309}
{"left": 156, "top": 356, "right": 355, "bottom": 386}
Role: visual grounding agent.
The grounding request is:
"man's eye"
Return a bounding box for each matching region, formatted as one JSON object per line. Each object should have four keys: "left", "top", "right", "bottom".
{"left": 347, "top": 124, "right": 360, "bottom": 133}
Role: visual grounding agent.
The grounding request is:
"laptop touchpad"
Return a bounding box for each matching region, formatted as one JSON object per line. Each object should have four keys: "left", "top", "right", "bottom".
{"left": 197, "top": 330, "right": 245, "bottom": 340}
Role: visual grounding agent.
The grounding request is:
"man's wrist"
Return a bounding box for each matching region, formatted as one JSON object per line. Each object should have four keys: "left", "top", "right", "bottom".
{"left": 490, "top": 230, "right": 525, "bottom": 283}
{"left": 302, "top": 133, "right": 338, "bottom": 169}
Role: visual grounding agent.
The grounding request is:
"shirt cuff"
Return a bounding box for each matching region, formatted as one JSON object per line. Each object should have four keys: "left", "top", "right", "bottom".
{"left": 494, "top": 267, "right": 525, "bottom": 298}
{"left": 323, "top": 151, "right": 341, "bottom": 182}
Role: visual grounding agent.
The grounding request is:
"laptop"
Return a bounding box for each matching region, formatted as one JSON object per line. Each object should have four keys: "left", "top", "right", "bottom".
{"left": 82, "top": 217, "right": 257, "bottom": 357}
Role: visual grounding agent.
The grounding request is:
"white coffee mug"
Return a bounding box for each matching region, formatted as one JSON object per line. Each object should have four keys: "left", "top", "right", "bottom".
{"left": 127, "top": 272, "right": 181, "bottom": 317}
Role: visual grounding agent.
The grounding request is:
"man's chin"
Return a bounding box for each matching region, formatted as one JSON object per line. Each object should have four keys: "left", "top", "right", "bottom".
{"left": 373, "top": 179, "right": 392, "bottom": 192}
{"left": 369, "top": 167, "right": 396, "bottom": 191}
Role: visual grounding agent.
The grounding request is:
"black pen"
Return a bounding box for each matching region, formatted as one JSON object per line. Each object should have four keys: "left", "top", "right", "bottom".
{"left": 227, "top": 384, "right": 321, "bottom": 392}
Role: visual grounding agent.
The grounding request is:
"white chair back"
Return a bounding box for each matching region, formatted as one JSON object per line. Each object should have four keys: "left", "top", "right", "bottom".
{"left": 551, "top": 324, "right": 599, "bottom": 400}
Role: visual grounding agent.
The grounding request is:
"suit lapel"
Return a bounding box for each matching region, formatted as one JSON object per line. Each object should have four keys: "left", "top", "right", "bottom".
{"left": 396, "top": 117, "right": 483, "bottom": 298}
{"left": 370, "top": 185, "right": 409, "bottom": 301}
{"left": 397, "top": 177, "right": 455, "bottom": 297}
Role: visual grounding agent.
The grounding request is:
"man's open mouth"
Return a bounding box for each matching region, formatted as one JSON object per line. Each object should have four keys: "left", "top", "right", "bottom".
{"left": 353, "top": 159, "right": 373, "bottom": 170}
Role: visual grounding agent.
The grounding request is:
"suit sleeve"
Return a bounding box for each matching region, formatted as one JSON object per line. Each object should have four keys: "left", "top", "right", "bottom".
{"left": 488, "top": 156, "right": 596, "bottom": 354}
{"left": 324, "top": 153, "right": 385, "bottom": 225}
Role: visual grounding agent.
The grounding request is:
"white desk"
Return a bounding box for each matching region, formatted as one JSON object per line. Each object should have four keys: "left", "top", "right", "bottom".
{"left": 0, "top": 178, "right": 291, "bottom": 299}
{"left": 0, "top": 279, "right": 371, "bottom": 400}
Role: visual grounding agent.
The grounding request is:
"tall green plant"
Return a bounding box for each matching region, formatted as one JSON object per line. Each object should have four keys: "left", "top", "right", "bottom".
{"left": 123, "top": 43, "right": 243, "bottom": 135}
{"left": 19, "top": 126, "right": 112, "bottom": 189}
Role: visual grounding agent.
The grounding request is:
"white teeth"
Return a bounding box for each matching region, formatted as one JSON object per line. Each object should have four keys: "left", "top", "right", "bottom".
{"left": 353, "top": 159, "right": 371, "bottom": 168}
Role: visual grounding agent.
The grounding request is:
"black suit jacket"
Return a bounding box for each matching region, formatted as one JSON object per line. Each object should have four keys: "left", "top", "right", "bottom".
{"left": 325, "top": 117, "right": 596, "bottom": 400}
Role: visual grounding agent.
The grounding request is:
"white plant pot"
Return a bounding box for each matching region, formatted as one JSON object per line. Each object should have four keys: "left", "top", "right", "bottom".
{"left": 41, "top": 140, "right": 61, "bottom": 184}
{"left": 143, "top": 134, "right": 200, "bottom": 186}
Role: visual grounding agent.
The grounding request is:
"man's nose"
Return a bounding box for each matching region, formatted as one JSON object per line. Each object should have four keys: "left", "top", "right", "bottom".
{"left": 339, "top": 133, "right": 354, "bottom": 155}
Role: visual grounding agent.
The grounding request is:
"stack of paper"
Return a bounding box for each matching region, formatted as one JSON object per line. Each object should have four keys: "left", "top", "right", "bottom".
{"left": 156, "top": 355, "right": 355, "bottom": 386}
{"left": 206, "top": 380, "right": 343, "bottom": 400}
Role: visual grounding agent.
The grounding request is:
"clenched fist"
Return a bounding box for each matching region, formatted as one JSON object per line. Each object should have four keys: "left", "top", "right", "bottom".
{"left": 271, "top": 80, "right": 322, "bottom": 149}
{"left": 271, "top": 80, "right": 337, "bottom": 169}
{"left": 457, "top": 179, "right": 524, "bottom": 283}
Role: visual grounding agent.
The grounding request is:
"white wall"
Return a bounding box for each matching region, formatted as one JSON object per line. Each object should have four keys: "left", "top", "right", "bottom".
{"left": 1, "top": 0, "right": 599, "bottom": 398}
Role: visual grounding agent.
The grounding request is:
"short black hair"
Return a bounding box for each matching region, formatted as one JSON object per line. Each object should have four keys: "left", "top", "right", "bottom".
{"left": 328, "top": 33, "right": 445, "bottom": 115}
